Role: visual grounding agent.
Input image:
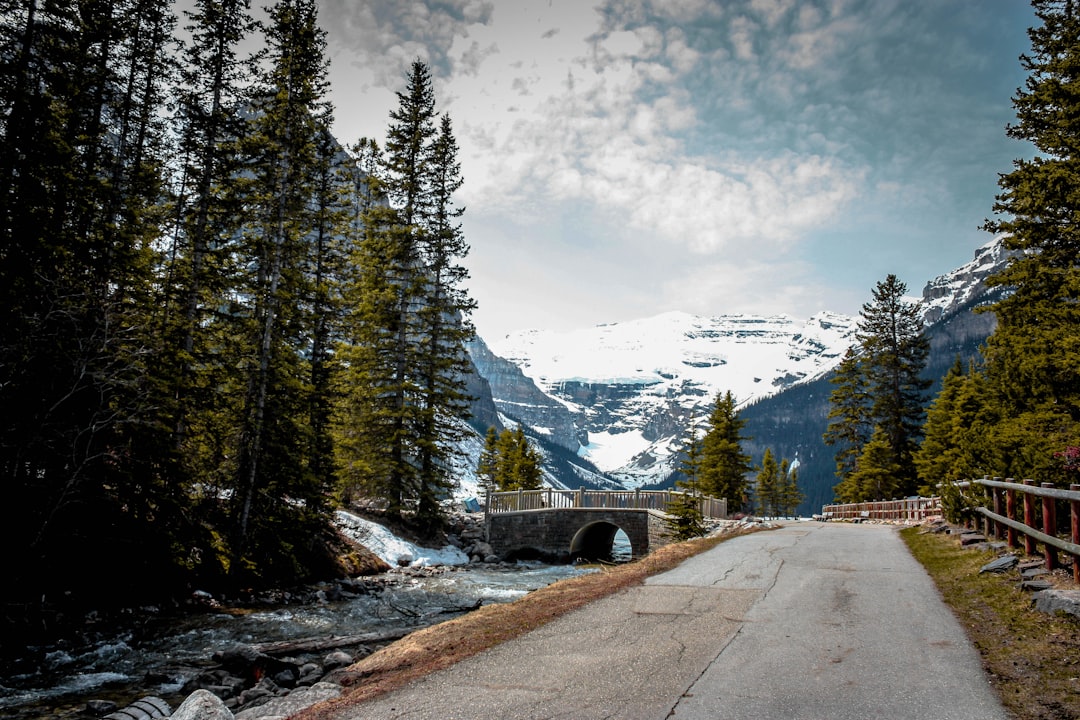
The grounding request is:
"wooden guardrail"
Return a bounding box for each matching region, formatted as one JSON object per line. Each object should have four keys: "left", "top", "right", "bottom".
{"left": 819, "top": 497, "right": 942, "bottom": 523}
{"left": 957, "top": 477, "right": 1080, "bottom": 583}
{"left": 485, "top": 488, "right": 727, "bottom": 520}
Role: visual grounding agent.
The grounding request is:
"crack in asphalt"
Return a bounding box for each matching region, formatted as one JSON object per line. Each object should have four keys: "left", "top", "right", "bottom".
{"left": 665, "top": 533, "right": 792, "bottom": 718}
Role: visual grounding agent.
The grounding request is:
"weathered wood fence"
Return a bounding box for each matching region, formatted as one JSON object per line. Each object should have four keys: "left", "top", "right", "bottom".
{"left": 819, "top": 496, "right": 942, "bottom": 522}
{"left": 957, "top": 477, "right": 1080, "bottom": 583}
{"left": 485, "top": 488, "right": 727, "bottom": 520}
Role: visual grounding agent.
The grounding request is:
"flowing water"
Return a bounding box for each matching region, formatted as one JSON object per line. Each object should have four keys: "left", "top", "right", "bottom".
{"left": 0, "top": 561, "right": 602, "bottom": 719}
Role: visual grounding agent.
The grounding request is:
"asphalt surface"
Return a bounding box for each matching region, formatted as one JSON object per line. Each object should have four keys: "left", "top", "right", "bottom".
{"left": 334, "top": 522, "right": 1011, "bottom": 720}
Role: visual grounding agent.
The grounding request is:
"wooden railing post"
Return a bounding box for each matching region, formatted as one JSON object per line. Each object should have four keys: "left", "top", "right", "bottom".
{"left": 1005, "top": 481, "right": 1018, "bottom": 548}
{"left": 1023, "top": 480, "right": 1037, "bottom": 555}
{"left": 992, "top": 484, "right": 1003, "bottom": 540}
{"left": 1071, "top": 484, "right": 1080, "bottom": 584}
{"left": 1042, "top": 483, "right": 1058, "bottom": 571}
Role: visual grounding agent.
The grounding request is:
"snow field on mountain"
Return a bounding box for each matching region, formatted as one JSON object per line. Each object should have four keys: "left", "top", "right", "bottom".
{"left": 492, "top": 310, "right": 856, "bottom": 476}
{"left": 493, "top": 310, "right": 855, "bottom": 404}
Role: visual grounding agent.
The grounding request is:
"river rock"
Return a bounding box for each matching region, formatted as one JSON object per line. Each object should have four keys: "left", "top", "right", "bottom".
{"left": 172, "top": 690, "right": 234, "bottom": 720}
{"left": 323, "top": 650, "right": 353, "bottom": 671}
{"left": 978, "top": 555, "right": 1018, "bottom": 574}
{"left": 234, "top": 681, "right": 341, "bottom": 720}
{"left": 465, "top": 540, "right": 494, "bottom": 561}
{"left": 1032, "top": 589, "right": 1080, "bottom": 619}
{"left": 86, "top": 699, "right": 119, "bottom": 715}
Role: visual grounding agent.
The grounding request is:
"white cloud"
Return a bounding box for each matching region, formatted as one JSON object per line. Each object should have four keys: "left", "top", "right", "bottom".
{"left": 311, "top": 0, "right": 1032, "bottom": 338}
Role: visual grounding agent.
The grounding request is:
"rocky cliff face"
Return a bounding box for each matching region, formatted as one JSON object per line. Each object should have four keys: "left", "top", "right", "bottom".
{"left": 920, "top": 238, "right": 1015, "bottom": 324}
{"left": 465, "top": 336, "right": 582, "bottom": 451}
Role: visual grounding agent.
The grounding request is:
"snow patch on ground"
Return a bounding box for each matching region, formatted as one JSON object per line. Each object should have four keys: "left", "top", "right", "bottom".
{"left": 335, "top": 511, "right": 468, "bottom": 568}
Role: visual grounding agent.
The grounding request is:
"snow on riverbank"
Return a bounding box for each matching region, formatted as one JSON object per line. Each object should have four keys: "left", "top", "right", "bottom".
{"left": 335, "top": 510, "right": 469, "bottom": 568}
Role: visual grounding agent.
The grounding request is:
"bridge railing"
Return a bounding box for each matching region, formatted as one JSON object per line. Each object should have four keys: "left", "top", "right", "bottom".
{"left": 820, "top": 496, "right": 941, "bottom": 523}
{"left": 485, "top": 488, "right": 727, "bottom": 519}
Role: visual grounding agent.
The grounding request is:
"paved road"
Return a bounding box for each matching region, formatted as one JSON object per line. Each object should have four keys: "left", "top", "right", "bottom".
{"left": 333, "top": 522, "right": 1010, "bottom": 720}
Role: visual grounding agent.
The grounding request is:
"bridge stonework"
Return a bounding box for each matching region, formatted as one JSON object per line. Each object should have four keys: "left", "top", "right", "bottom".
{"left": 486, "top": 508, "right": 673, "bottom": 562}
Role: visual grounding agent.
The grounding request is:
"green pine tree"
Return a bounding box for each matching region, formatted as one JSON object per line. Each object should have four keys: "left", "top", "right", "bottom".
{"left": 412, "top": 112, "right": 477, "bottom": 534}
{"left": 477, "top": 426, "right": 501, "bottom": 497}
{"left": 835, "top": 427, "right": 901, "bottom": 503}
{"left": 666, "top": 411, "right": 706, "bottom": 541}
{"left": 230, "top": 0, "right": 333, "bottom": 581}
{"left": 823, "top": 346, "right": 872, "bottom": 482}
{"left": 856, "top": 274, "right": 931, "bottom": 496}
{"left": 756, "top": 449, "right": 780, "bottom": 518}
{"left": 777, "top": 458, "right": 804, "bottom": 518}
{"left": 825, "top": 276, "right": 929, "bottom": 502}
{"left": 0, "top": 0, "right": 186, "bottom": 603}
{"left": 699, "top": 391, "right": 754, "bottom": 513}
{"left": 980, "top": 0, "right": 1080, "bottom": 482}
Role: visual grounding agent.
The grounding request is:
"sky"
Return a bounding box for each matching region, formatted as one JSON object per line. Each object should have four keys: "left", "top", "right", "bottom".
{"left": 312, "top": 0, "right": 1036, "bottom": 340}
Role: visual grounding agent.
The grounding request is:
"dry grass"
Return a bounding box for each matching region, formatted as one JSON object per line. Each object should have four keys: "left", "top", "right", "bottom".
{"left": 296, "top": 528, "right": 758, "bottom": 719}
{"left": 901, "top": 526, "right": 1080, "bottom": 720}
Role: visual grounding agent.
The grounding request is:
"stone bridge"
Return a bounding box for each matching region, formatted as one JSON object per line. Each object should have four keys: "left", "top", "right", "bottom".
{"left": 485, "top": 507, "right": 673, "bottom": 562}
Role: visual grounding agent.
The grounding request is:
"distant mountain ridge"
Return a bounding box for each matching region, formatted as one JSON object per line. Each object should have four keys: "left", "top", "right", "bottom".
{"left": 468, "top": 238, "right": 1015, "bottom": 509}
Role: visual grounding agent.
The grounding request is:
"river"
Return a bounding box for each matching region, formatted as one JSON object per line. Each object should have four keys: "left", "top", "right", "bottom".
{"left": 1, "top": 514, "right": 629, "bottom": 719}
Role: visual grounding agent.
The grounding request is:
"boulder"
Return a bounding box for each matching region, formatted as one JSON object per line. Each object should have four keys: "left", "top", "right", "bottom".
{"left": 960, "top": 533, "right": 987, "bottom": 546}
{"left": 1032, "top": 589, "right": 1080, "bottom": 619}
{"left": 1021, "top": 580, "right": 1054, "bottom": 592}
{"left": 978, "top": 555, "right": 1018, "bottom": 574}
{"left": 171, "top": 690, "right": 234, "bottom": 720}
{"left": 322, "top": 650, "right": 353, "bottom": 671}
{"left": 234, "top": 682, "right": 341, "bottom": 720}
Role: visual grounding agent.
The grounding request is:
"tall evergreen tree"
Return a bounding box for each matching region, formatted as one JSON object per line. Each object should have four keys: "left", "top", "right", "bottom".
{"left": 981, "top": 0, "right": 1080, "bottom": 481}
{"left": 335, "top": 63, "right": 477, "bottom": 534}
{"left": 857, "top": 274, "right": 931, "bottom": 495}
{"left": 230, "top": 0, "right": 333, "bottom": 580}
{"left": 307, "top": 126, "right": 351, "bottom": 499}
{"left": 165, "top": 0, "right": 256, "bottom": 464}
{"left": 666, "top": 410, "right": 706, "bottom": 540}
{"left": 914, "top": 357, "right": 966, "bottom": 491}
{"left": 477, "top": 426, "right": 500, "bottom": 497}
{"left": 413, "top": 113, "right": 476, "bottom": 533}
{"left": 475, "top": 426, "right": 543, "bottom": 495}
{"left": 0, "top": 0, "right": 181, "bottom": 603}
{"left": 698, "top": 391, "right": 754, "bottom": 511}
{"left": 756, "top": 448, "right": 780, "bottom": 517}
{"left": 824, "top": 276, "right": 929, "bottom": 502}
{"left": 343, "top": 60, "right": 438, "bottom": 520}
{"left": 823, "top": 346, "right": 872, "bottom": 482}
{"left": 777, "top": 458, "right": 803, "bottom": 518}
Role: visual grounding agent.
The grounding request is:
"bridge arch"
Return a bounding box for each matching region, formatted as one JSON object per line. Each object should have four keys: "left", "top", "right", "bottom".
{"left": 569, "top": 520, "right": 641, "bottom": 562}
{"left": 486, "top": 508, "right": 672, "bottom": 562}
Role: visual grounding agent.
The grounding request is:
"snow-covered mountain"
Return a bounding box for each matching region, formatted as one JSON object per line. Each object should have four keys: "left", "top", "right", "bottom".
{"left": 483, "top": 311, "right": 857, "bottom": 488}
{"left": 470, "top": 237, "right": 1015, "bottom": 492}
{"left": 920, "top": 237, "right": 1015, "bottom": 324}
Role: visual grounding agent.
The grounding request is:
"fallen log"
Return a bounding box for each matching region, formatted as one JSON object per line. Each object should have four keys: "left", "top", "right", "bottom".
{"left": 252, "top": 629, "right": 412, "bottom": 656}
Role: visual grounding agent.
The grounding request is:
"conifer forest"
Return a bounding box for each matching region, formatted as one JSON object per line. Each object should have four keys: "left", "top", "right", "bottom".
{"left": 0, "top": 0, "right": 476, "bottom": 610}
